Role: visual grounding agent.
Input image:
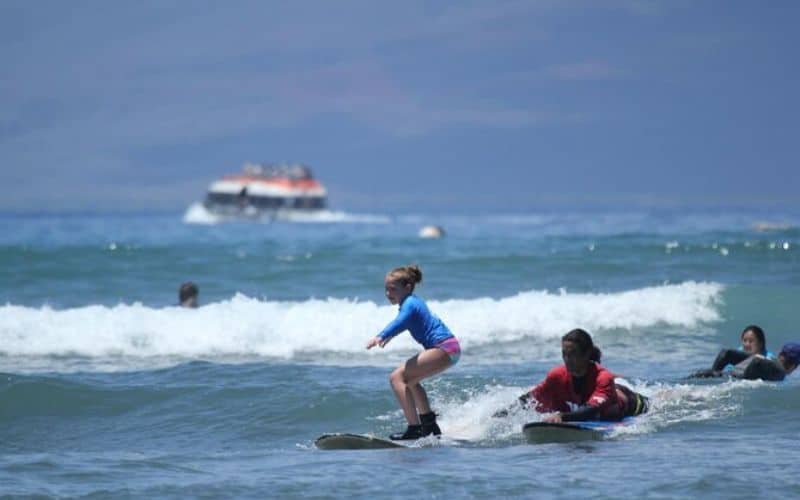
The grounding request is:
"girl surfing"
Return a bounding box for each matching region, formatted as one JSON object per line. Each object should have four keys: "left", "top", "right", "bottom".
{"left": 366, "top": 265, "right": 461, "bottom": 440}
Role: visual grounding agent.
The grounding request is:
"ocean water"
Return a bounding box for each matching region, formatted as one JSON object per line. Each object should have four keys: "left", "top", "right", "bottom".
{"left": 1, "top": 209, "right": 799, "bottom": 498}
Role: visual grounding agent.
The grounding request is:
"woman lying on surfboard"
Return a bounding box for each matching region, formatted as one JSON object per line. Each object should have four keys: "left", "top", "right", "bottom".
{"left": 687, "top": 324, "right": 792, "bottom": 381}
{"left": 697, "top": 325, "right": 775, "bottom": 373}
{"left": 366, "top": 264, "right": 461, "bottom": 440}
{"left": 495, "top": 328, "right": 648, "bottom": 422}
{"left": 690, "top": 338, "right": 799, "bottom": 382}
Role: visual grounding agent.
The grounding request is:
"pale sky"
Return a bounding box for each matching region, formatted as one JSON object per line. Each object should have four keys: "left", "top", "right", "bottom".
{"left": 1, "top": 1, "right": 798, "bottom": 212}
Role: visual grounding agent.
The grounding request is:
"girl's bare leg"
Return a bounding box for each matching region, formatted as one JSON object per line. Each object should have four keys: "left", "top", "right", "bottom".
{"left": 409, "top": 383, "right": 432, "bottom": 415}
{"left": 389, "top": 348, "right": 451, "bottom": 424}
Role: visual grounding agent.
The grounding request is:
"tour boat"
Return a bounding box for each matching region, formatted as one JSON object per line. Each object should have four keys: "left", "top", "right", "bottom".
{"left": 203, "top": 162, "right": 327, "bottom": 219}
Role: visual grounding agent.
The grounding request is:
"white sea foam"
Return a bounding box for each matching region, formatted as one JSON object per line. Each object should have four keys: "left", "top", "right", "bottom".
{"left": 182, "top": 202, "right": 390, "bottom": 225}
{"left": 435, "top": 377, "right": 761, "bottom": 443}
{"left": 0, "top": 282, "right": 723, "bottom": 369}
{"left": 182, "top": 202, "right": 220, "bottom": 224}
{"left": 276, "top": 210, "right": 390, "bottom": 224}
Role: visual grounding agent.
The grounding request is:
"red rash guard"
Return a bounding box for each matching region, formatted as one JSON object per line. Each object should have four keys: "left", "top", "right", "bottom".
{"left": 529, "top": 363, "right": 627, "bottom": 421}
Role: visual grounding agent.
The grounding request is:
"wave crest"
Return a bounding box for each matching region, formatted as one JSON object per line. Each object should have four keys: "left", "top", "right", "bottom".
{"left": 0, "top": 282, "right": 723, "bottom": 367}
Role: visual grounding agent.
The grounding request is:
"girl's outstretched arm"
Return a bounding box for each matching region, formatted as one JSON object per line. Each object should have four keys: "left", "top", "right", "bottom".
{"left": 366, "top": 336, "right": 391, "bottom": 349}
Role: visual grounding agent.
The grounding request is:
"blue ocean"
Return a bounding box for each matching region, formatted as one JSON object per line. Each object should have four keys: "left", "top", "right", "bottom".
{"left": 1, "top": 209, "right": 799, "bottom": 498}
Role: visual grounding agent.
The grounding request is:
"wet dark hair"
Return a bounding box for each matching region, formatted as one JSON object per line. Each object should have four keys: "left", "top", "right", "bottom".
{"left": 179, "top": 281, "right": 199, "bottom": 302}
{"left": 562, "top": 328, "right": 602, "bottom": 363}
{"left": 741, "top": 325, "right": 766, "bottom": 355}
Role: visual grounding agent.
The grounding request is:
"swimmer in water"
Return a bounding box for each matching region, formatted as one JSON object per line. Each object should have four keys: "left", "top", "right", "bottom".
{"left": 178, "top": 281, "right": 199, "bottom": 308}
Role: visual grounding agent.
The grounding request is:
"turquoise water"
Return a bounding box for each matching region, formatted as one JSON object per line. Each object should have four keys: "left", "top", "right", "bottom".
{"left": 1, "top": 210, "right": 799, "bottom": 498}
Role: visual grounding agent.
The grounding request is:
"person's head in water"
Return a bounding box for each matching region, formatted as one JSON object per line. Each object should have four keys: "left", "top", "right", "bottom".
{"left": 179, "top": 281, "right": 199, "bottom": 308}
{"left": 778, "top": 342, "right": 800, "bottom": 374}
{"left": 384, "top": 265, "right": 422, "bottom": 305}
{"left": 740, "top": 325, "right": 767, "bottom": 355}
{"left": 561, "top": 328, "right": 602, "bottom": 377}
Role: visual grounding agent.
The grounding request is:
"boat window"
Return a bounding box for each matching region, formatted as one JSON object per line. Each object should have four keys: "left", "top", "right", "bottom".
{"left": 205, "top": 193, "right": 239, "bottom": 204}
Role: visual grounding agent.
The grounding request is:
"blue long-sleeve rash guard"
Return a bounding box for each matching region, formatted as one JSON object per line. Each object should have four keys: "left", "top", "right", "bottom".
{"left": 378, "top": 295, "right": 453, "bottom": 349}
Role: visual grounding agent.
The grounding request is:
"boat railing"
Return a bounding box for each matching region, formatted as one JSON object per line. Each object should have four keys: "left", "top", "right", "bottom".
{"left": 242, "top": 162, "right": 314, "bottom": 180}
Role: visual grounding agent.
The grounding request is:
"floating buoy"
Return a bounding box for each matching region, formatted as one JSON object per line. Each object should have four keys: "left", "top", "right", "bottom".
{"left": 418, "top": 225, "right": 445, "bottom": 239}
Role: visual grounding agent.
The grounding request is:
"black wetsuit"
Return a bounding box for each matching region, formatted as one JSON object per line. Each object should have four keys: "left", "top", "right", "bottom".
{"left": 692, "top": 349, "right": 786, "bottom": 382}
